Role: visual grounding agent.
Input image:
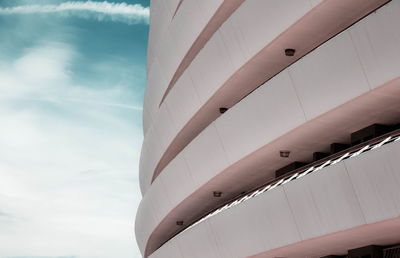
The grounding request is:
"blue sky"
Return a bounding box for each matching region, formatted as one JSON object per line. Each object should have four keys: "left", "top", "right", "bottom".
{"left": 0, "top": 1, "right": 149, "bottom": 257}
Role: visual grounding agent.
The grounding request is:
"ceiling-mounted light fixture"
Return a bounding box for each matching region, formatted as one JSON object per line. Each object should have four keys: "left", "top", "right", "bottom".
{"left": 213, "top": 191, "right": 222, "bottom": 197}
{"left": 219, "top": 107, "right": 228, "bottom": 114}
{"left": 285, "top": 48, "right": 296, "bottom": 56}
{"left": 280, "top": 150, "right": 290, "bottom": 158}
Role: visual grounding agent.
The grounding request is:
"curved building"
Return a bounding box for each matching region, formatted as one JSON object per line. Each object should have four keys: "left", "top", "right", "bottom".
{"left": 135, "top": 0, "right": 400, "bottom": 257}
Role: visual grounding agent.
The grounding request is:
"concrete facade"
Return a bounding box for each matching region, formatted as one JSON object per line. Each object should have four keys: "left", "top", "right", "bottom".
{"left": 136, "top": 0, "right": 400, "bottom": 257}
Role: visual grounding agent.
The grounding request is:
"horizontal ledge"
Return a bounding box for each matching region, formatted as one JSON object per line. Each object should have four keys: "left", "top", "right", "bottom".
{"left": 159, "top": 0, "right": 245, "bottom": 106}
{"left": 148, "top": 0, "right": 390, "bottom": 188}
{"left": 141, "top": 77, "right": 400, "bottom": 258}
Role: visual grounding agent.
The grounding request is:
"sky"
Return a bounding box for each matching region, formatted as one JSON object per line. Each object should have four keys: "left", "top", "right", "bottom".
{"left": 0, "top": 1, "right": 149, "bottom": 257}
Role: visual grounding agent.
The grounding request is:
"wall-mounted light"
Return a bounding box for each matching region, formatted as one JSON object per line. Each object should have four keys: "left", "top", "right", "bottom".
{"left": 213, "top": 191, "right": 222, "bottom": 197}
{"left": 219, "top": 107, "right": 228, "bottom": 114}
{"left": 176, "top": 221, "right": 184, "bottom": 226}
{"left": 280, "top": 150, "right": 290, "bottom": 158}
{"left": 285, "top": 48, "right": 296, "bottom": 56}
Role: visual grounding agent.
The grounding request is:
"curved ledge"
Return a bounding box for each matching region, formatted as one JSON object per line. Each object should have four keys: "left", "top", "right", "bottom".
{"left": 171, "top": 0, "right": 184, "bottom": 19}
{"left": 146, "top": 0, "right": 390, "bottom": 188}
{"left": 160, "top": 0, "right": 245, "bottom": 106}
{"left": 148, "top": 136, "right": 400, "bottom": 257}
{"left": 137, "top": 0, "right": 400, "bottom": 255}
{"left": 250, "top": 217, "right": 400, "bottom": 258}
{"left": 139, "top": 77, "right": 400, "bottom": 257}
{"left": 167, "top": 130, "right": 400, "bottom": 246}
{"left": 143, "top": 0, "right": 244, "bottom": 135}
{"left": 137, "top": 0, "right": 400, "bottom": 251}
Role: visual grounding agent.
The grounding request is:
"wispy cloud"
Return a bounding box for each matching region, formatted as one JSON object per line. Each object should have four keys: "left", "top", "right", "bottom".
{"left": 62, "top": 98, "right": 143, "bottom": 110}
{"left": 0, "top": 6, "right": 145, "bottom": 256}
{"left": 0, "top": 42, "right": 142, "bottom": 111}
{"left": 0, "top": 1, "right": 149, "bottom": 24}
{"left": 0, "top": 256, "right": 76, "bottom": 258}
{"left": 0, "top": 40, "right": 143, "bottom": 258}
{"left": 0, "top": 257, "right": 76, "bottom": 258}
{"left": 0, "top": 96, "right": 143, "bottom": 111}
{"left": 0, "top": 211, "right": 12, "bottom": 218}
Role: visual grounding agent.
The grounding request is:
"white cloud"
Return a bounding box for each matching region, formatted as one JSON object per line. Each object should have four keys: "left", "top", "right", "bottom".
{"left": 13, "top": 43, "right": 73, "bottom": 83}
{"left": 0, "top": 41, "right": 143, "bottom": 257}
{"left": 0, "top": 102, "right": 142, "bottom": 257}
{"left": 0, "top": 42, "right": 141, "bottom": 111}
{"left": 63, "top": 98, "right": 143, "bottom": 110}
{"left": 0, "top": 43, "right": 73, "bottom": 96}
{"left": 0, "top": 1, "right": 149, "bottom": 24}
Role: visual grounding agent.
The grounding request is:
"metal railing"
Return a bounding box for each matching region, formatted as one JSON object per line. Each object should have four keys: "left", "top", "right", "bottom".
{"left": 159, "top": 128, "right": 400, "bottom": 251}
{"left": 184, "top": 129, "right": 400, "bottom": 232}
{"left": 384, "top": 245, "right": 400, "bottom": 258}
